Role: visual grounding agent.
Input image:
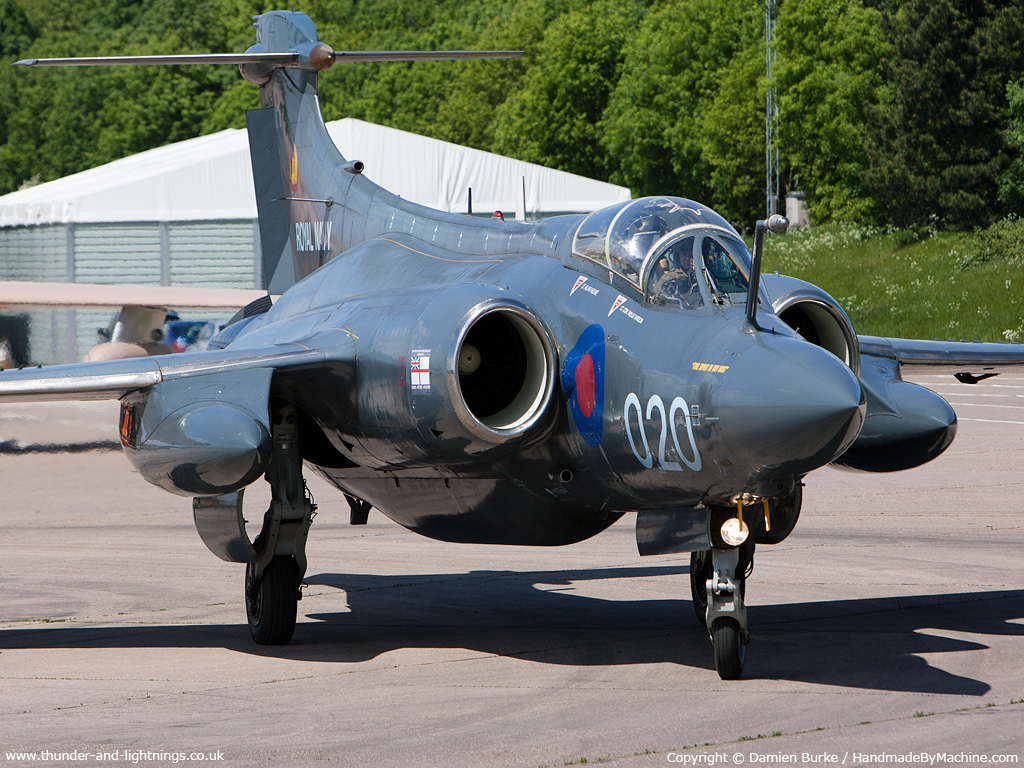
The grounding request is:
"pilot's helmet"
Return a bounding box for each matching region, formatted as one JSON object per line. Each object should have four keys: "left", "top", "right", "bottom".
{"left": 627, "top": 214, "right": 668, "bottom": 257}
{"left": 630, "top": 214, "right": 667, "bottom": 237}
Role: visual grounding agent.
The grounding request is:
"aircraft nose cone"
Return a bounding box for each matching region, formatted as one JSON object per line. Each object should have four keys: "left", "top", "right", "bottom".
{"left": 717, "top": 337, "right": 865, "bottom": 475}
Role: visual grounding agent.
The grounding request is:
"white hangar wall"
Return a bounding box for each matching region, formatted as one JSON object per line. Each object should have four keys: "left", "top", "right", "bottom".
{"left": 0, "top": 120, "right": 630, "bottom": 364}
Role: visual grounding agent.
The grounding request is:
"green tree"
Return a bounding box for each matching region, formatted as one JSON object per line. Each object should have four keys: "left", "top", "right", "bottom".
{"left": 601, "top": 0, "right": 763, "bottom": 223}
{"left": 776, "top": 0, "right": 889, "bottom": 222}
{"left": 0, "top": 0, "right": 35, "bottom": 58}
{"left": 0, "top": 0, "right": 258, "bottom": 192}
{"left": 314, "top": 0, "right": 561, "bottom": 152}
{"left": 0, "top": 0, "right": 38, "bottom": 179}
{"left": 866, "top": 0, "right": 1024, "bottom": 230}
{"left": 698, "top": 39, "right": 765, "bottom": 226}
{"left": 490, "top": 0, "right": 644, "bottom": 181}
{"left": 998, "top": 79, "right": 1024, "bottom": 215}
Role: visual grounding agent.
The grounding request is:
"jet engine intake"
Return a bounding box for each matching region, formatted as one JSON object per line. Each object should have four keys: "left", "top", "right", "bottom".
{"left": 763, "top": 275, "right": 860, "bottom": 375}
{"left": 448, "top": 300, "right": 556, "bottom": 443}
{"left": 340, "top": 287, "right": 558, "bottom": 466}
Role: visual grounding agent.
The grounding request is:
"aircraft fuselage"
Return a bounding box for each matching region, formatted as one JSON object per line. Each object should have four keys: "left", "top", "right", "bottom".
{"left": 227, "top": 229, "right": 865, "bottom": 545}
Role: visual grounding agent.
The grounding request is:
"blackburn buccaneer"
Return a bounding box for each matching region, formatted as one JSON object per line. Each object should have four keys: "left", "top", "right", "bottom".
{"left": 3, "top": 10, "right": 1023, "bottom": 678}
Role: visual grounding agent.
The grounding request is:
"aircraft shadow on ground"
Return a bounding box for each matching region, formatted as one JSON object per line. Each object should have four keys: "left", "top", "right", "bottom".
{"left": 1, "top": 563, "right": 1020, "bottom": 696}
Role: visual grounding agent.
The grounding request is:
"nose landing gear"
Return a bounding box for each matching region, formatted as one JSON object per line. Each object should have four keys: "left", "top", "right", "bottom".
{"left": 705, "top": 545, "right": 749, "bottom": 679}
{"left": 690, "top": 533, "right": 754, "bottom": 680}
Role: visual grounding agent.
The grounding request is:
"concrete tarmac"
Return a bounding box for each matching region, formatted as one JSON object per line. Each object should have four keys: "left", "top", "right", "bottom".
{"left": 0, "top": 372, "right": 1022, "bottom": 767}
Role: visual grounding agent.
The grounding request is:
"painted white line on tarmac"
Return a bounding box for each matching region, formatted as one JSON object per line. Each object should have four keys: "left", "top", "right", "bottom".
{"left": 949, "top": 402, "right": 1024, "bottom": 410}
{"left": 931, "top": 395, "right": 1022, "bottom": 400}
{"left": 913, "top": 379, "right": 1024, "bottom": 387}
{"left": 959, "top": 417, "right": 1024, "bottom": 425}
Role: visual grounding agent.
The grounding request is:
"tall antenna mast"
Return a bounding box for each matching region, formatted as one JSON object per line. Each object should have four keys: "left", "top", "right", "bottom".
{"left": 765, "top": 0, "right": 780, "bottom": 217}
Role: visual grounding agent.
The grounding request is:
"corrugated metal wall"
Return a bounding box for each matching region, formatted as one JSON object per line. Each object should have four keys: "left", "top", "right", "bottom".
{"left": 0, "top": 220, "right": 258, "bottom": 365}
{"left": 170, "top": 222, "right": 258, "bottom": 287}
{"left": 0, "top": 224, "right": 67, "bottom": 282}
{"left": 74, "top": 223, "right": 163, "bottom": 284}
{"left": 0, "top": 224, "right": 72, "bottom": 364}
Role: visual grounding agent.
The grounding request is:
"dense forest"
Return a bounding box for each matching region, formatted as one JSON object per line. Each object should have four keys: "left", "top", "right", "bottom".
{"left": 1, "top": 0, "right": 1022, "bottom": 231}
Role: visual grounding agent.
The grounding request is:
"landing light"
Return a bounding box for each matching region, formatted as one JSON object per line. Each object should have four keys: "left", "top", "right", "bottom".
{"left": 721, "top": 517, "right": 749, "bottom": 547}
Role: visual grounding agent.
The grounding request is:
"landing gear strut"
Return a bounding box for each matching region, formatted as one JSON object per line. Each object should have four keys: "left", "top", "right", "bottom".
{"left": 690, "top": 537, "right": 753, "bottom": 680}
{"left": 245, "top": 404, "right": 315, "bottom": 645}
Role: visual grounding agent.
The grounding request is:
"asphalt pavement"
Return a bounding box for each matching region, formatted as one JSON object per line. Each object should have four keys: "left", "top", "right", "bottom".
{"left": 0, "top": 372, "right": 1021, "bottom": 767}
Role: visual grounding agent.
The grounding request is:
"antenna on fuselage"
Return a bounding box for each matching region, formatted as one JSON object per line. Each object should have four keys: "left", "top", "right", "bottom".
{"left": 766, "top": 0, "right": 780, "bottom": 218}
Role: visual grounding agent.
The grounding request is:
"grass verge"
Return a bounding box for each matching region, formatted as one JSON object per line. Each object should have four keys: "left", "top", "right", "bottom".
{"left": 762, "top": 218, "right": 1024, "bottom": 343}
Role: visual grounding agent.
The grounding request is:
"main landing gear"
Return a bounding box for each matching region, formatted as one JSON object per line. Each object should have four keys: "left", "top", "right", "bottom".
{"left": 245, "top": 404, "right": 316, "bottom": 644}
{"left": 191, "top": 403, "right": 316, "bottom": 644}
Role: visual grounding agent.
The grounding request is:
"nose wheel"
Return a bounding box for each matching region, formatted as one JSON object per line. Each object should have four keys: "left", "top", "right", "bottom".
{"left": 712, "top": 617, "right": 745, "bottom": 680}
{"left": 692, "top": 543, "right": 752, "bottom": 680}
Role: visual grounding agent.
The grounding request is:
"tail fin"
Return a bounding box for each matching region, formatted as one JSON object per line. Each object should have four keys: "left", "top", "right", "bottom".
{"left": 242, "top": 11, "right": 524, "bottom": 293}
{"left": 244, "top": 12, "right": 341, "bottom": 293}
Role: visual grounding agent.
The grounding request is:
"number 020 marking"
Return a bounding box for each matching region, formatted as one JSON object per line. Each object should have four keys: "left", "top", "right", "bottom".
{"left": 625, "top": 392, "right": 702, "bottom": 472}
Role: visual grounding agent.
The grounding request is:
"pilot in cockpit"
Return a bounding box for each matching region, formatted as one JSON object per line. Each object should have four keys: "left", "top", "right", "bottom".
{"left": 650, "top": 237, "right": 702, "bottom": 309}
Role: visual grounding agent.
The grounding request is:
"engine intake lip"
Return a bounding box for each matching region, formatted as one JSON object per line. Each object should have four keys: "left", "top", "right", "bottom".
{"left": 447, "top": 299, "right": 556, "bottom": 443}
{"left": 773, "top": 292, "right": 860, "bottom": 376}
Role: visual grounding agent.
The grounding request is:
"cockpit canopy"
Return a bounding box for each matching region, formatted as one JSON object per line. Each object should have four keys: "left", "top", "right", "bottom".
{"left": 571, "top": 196, "right": 755, "bottom": 310}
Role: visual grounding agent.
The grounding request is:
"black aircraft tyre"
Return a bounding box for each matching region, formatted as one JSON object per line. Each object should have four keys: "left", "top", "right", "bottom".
{"left": 245, "top": 556, "right": 299, "bottom": 645}
{"left": 713, "top": 617, "right": 745, "bottom": 679}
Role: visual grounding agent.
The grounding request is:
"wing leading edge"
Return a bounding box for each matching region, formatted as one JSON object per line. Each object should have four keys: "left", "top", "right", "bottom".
{"left": 0, "top": 339, "right": 355, "bottom": 498}
{"left": 0, "top": 344, "right": 331, "bottom": 402}
{"left": 859, "top": 335, "right": 1024, "bottom": 375}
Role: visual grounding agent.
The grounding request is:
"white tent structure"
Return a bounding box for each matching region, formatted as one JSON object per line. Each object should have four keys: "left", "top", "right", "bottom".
{"left": 0, "top": 119, "right": 630, "bottom": 364}
{"left": 0, "top": 118, "right": 629, "bottom": 227}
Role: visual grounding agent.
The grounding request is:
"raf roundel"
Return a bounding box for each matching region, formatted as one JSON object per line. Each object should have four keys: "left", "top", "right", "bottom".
{"left": 561, "top": 324, "right": 605, "bottom": 446}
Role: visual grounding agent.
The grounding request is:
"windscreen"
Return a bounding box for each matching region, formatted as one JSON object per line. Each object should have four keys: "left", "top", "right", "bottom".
{"left": 700, "top": 233, "right": 751, "bottom": 304}
{"left": 644, "top": 236, "right": 704, "bottom": 310}
{"left": 640, "top": 228, "right": 754, "bottom": 311}
{"left": 572, "top": 197, "right": 722, "bottom": 285}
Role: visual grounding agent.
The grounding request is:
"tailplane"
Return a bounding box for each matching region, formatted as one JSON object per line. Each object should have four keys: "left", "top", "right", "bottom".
{"left": 15, "top": 10, "right": 522, "bottom": 294}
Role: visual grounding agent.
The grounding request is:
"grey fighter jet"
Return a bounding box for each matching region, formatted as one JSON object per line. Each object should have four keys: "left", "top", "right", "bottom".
{"left": 4, "top": 10, "right": 1022, "bottom": 679}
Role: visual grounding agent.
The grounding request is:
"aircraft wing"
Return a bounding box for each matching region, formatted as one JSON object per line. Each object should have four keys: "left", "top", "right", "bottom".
{"left": 0, "top": 280, "right": 266, "bottom": 310}
{"left": 0, "top": 343, "right": 329, "bottom": 402}
{"left": 858, "top": 335, "right": 1024, "bottom": 378}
